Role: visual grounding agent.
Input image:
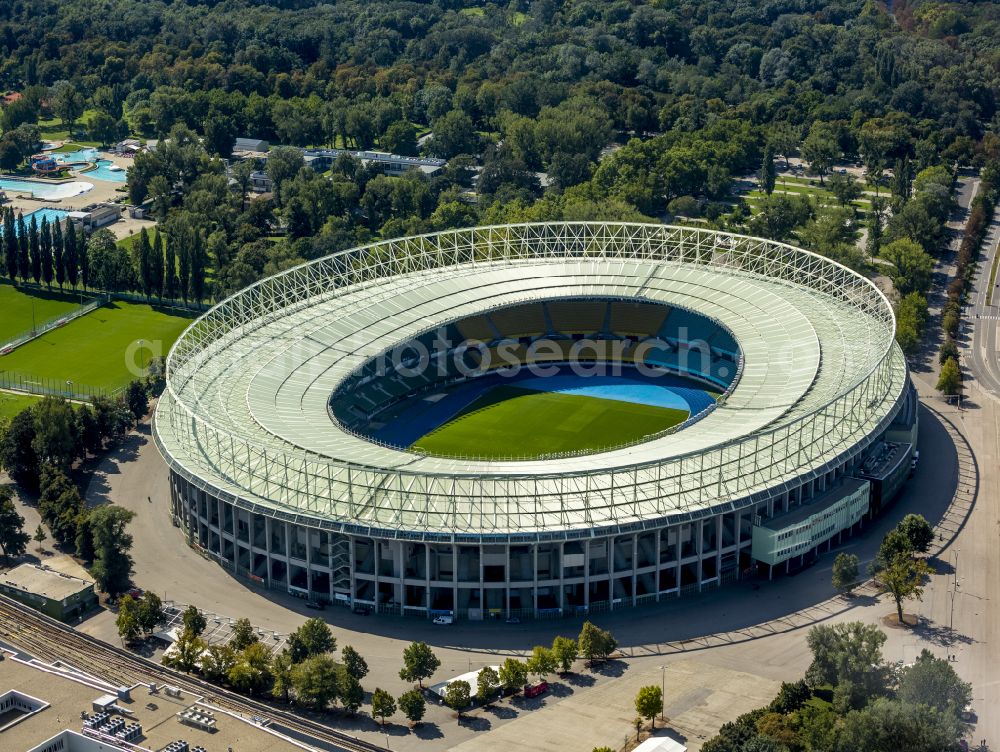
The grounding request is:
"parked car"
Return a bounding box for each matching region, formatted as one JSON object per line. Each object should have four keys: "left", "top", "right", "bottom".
{"left": 432, "top": 615, "right": 454, "bottom": 625}
{"left": 305, "top": 601, "right": 325, "bottom": 611}
{"left": 352, "top": 604, "right": 370, "bottom": 615}
{"left": 127, "top": 588, "right": 143, "bottom": 599}
{"left": 523, "top": 681, "right": 548, "bottom": 698}
{"left": 505, "top": 616, "right": 521, "bottom": 624}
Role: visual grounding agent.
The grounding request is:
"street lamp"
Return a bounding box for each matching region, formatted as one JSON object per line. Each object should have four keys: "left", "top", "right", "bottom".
{"left": 661, "top": 665, "right": 666, "bottom": 723}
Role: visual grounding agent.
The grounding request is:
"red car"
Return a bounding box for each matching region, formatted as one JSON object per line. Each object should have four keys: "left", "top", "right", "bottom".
{"left": 523, "top": 681, "right": 548, "bottom": 698}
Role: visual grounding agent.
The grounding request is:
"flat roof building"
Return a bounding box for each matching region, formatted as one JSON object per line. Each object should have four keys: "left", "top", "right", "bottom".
{"left": 0, "top": 648, "right": 307, "bottom": 752}
{"left": 0, "top": 565, "right": 97, "bottom": 622}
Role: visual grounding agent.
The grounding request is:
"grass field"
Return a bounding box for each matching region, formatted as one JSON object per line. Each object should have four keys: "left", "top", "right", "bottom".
{"left": 0, "top": 283, "right": 94, "bottom": 343}
{"left": 411, "top": 385, "right": 688, "bottom": 459}
{"left": 0, "top": 301, "right": 194, "bottom": 391}
{"left": 0, "top": 391, "right": 39, "bottom": 421}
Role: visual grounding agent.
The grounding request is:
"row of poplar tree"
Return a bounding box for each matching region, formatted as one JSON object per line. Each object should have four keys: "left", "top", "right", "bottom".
{"left": 2, "top": 206, "right": 86, "bottom": 289}
{"left": 1, "top": 208, "right": 207, "bottom": 304}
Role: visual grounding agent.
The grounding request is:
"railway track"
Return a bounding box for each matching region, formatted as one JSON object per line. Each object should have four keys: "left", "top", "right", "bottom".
{"left": 0, "top": 595, "right": 385, "bottom": 752}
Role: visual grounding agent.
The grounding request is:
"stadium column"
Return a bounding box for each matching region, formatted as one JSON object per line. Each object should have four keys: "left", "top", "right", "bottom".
{"left": 557, "top": 541, "right": 565, "bottom": 614}
{"left": 532, "top": 544, "right": 538, "bottom": 617}
{"left": 714, "top": 517, "right": 723, "bottom": 587}
{"left": 425, "top": 545, "right": 432, "bottom": 611}
{"left": 696, "top": 519, "right": 704, "bottom": 593}
{"left": 583, "top": 539, "right": 590, "bottom": 611}
{"left": 349, "top": 537, "right": 358, "bottom": 605}
{"left": 373, "top": 541, "right": 381, "bottom": 611}
{"left": 631, "top": 535, "right": 638, "bottom": 607}
{"left": 654, "top": 529, "right": 661, "bottom": 603}
{"left": 452, "top": 545, "right": 458, "bottom": 617}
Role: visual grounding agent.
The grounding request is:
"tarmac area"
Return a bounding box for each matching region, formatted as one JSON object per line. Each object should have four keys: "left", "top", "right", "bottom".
{"left": 50, "top": 372, "right": 994, "bottom": 752}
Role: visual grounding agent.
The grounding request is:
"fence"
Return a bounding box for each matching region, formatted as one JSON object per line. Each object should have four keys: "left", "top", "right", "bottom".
{"left": 0, "top": 369, "right": 118, "bottom": 401}
{"left": 0, "top": 290, "right": 106, "bottom": 355}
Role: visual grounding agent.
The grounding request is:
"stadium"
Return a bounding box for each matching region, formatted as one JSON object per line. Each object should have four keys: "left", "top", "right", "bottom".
{"left": 153, "top": 223, "right": 918, "bottom": 619}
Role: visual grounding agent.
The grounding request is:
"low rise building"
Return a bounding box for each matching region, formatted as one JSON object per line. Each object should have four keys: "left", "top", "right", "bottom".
{"left": 0, "top": 648, "right": 308, "bottom": 752}
{"left": 751, "top": 477, "right": 871, "bottom": 575}
{"left": 67, "top": 203, "right": 121, "bottom": 231}
{"left": 0, "top": 565, "right": 97, "bottom": 621}
{"left": 234, "top": 137, "right": 269, "bottom": 153}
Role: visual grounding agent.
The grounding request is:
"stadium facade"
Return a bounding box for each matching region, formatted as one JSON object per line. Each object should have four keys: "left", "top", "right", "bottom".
{"left": 154, "top": 223, "right": 917, "bottom": 619}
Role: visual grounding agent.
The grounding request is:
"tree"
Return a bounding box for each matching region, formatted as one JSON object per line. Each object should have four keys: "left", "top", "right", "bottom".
{"left": 137, "top": 228, "right": 153, "bottom": 300}
{"left": 164, "top": 236, "right": 177, "bottom": 300}
{"left": 89, "top": 505, "right": 136, "bottom": 596}
{"left": 341, "top": 645, "right": 369, "bottom": 680}
{"left": 124, "top": 381, "right": 149, "bottom": 421}
{"left": 4, "top": 209, "right": 17, "bottom": 283}
{"left": 290, "top": 654, "right": 339, "bottom": 710}
{"left": 28, "top": 215, "right": 40, "bottom": 283}
{"left": 836, "top": 698, "right": 962, "bottom": 752}
{"left": 832, "top": 553, "right": 860, "bottom": 594}
{"left": 164, "top": 628, "right": 206, "bottom": 672}
{"left": 578, "top": 621, "right": 617, "bottom": 665}
{"left": 33, "top": 396, "right": 79, "bottom": 470}
{"left": 0, "top": 488, "right": 29, "bottom": 563}
{"left": 64, "top": 221, "right": 79, "bottom": 289}
{"left": 52, "top": 219, "right": 64, "bottom": 289}
{"left": 881, "top": 238, "right": 934, "bottom": 296}
{"left": 137, "top": 591, "right": 165, "bottom": 634}
{"left": 552, "top": 635, "right": 578, "bottom": 673}
{"left": 266, "top": 146, "right": 305, "bottom": 206}
{"left": 269, "top": 651, "right": 294, "bottom": 702}
{"left": 336, "top": 664, "right": 364, "bottom": 714}
{"left": 182, "top": 604, "right": 207, "bottom": 637}
{"left": 371, "top": 688, "right": 396, "bottom": 726}
{"left": 0, "top": 410, "right": 39, "bottom": 491}
{"left": 229, "top": 641, "right": 273, "bottom": 696}
{"left": 429, "top": 110, "right": 478, "bottom": 159}
{"left": 937, "top": 357, "right": 962, "bottom": 396}
{"left": 898, "top": 649, "right": 972, "bottom": 719}
{"left": 443, "top": 680, "right": 471, "bottom": 717}
{"left": 381, "top": 121, "right": 418, "bottom": 156}
{"left": 827, "top": 172, "right": 863, "bottom": 207}
{"left": 287, "top": 617, "right": 335, "bottom": 663}
{"left": 759, "top": 145, "right": 776, "bottom": 196}
{"left": 527, "top": 645, "right": 558, "bottom": 678}
{"left": 200, "top": 644, "right": 238, "bottom": 684}
{"left": 875, "top": 554, "right": 932, "bottom": 623}
{"left": 150, "top": 231, "right": 164, "bottom": 300}
{"left": 116, "top": 594, "right": 142, "bottom": 644}
{"left": 51, "top": 82, "right": 85, "bottom": 131}
{"left": 88, "top": 230, "right": 134, "bottom": 293}
{"left": 33, "top": 523, "right": 46, "bottom": 552}
{"left": 476, "top": 666, "right": 500, "bottom": 705}
{"left": 801, "top": 121, "right": 840, "bottom": 185}
{"left": 229, "top": 617, "right": 259, "bottom": 651}
{"left": 399, "top": 688, "right": 426, "bottom": 725}
{"left": 634, "top": 685, "right": 663, "bottom": 729}
{"left": 40, "top": 218, "right": 53, "bottom": 288}
{"left": 805, "top": 622, "right": 890, "bottom": 710}
{"left": 498, "top": 657, "right": 529, "bottom": 694}
{"left": 399, "top": 641, "right": 440, "bottom": 687}
{"left": 768, "top": 122, "right": 799, "bottom": 169}
{"left": 897, "top": 514, "right": 934, "bottom": 554}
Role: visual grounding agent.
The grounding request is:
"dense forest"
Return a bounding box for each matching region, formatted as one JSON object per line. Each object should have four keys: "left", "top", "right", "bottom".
{"left": 0, "top": 0, "right": 998, "bottom": 311}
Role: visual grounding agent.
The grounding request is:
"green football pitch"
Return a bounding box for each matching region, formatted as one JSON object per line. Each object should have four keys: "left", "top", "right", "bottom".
{"left": 0, "top": 283, "right": 96, "bottom": 343}
{"left": 0, "top": 391, "right": 39, "bottom": 421}
{"left": 0, "top": 301, "right": 194, "bottom": 391}
{"left": 411, "top": 385, "right": 689, "bottom": 459}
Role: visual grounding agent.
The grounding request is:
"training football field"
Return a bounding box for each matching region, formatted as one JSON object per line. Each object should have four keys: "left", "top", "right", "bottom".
{"left": 0, "top": 301, "right": 194, "bottom": 391}
{"left": 0, "top": 283, "right": 95, "bottom": 343}
{"left": 411, "top": 384, "right": 689, "bottom": 459}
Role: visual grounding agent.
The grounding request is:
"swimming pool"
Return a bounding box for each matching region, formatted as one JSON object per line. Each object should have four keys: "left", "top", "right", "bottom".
{"left": 51, "top": 149, "right": 127, "bottom": 183}
{"left": 0, "top": 177, "right": 93, "bottom": 200}
{"left": 23, "top": 208, "right": 69, "bottom": 225}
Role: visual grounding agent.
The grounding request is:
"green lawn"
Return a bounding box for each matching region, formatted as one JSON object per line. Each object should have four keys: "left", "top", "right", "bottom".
{"left": 0, "top": 283, "right": 95, "bottom": 343}
{"left": 411, "top": 385, "right": 688, "bottom": 459}
{"left": 0, "top": 391, "right": 39, "bottom": 421}
{"left": 117, "top": 228, "right": 161, "bottom": 252}
{"left": 37, "top": 110, "right": 99, "bottom": 142}
{"left": 0, "top": 301, "right": 194, "bottom": 391}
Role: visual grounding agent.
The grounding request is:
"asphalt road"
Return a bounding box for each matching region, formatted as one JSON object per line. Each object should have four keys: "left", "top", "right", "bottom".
{"left": 967, "top": 200, "right": 1000, "bottom": 396}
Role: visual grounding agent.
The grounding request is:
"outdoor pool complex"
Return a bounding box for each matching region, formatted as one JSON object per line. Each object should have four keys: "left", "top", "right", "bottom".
{"left": 155, "top": 223, "right": 918, "bottom": 619}
{"left": 0, "top": 177, "right": 93, "bottom": 200}
{"left": 50, "top": 148, "right": 127, "bottom": 183}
